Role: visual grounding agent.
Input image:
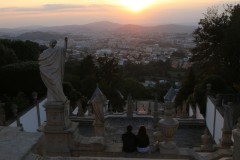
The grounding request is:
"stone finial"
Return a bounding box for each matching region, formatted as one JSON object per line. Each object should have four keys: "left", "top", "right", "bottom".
{"left": 220, "top": 100, "right": 233, "bottom": 148}
{"left": 109, "top": 105, "right": 113, "bottom": 114}
{"left": 201, "top": 128, "right": 210, "bottom": 150}
{"left": 215, "top": 94, "right": 222, "bottom": 107}
{"left": 148, "top": 101, "right": 151, "bottom": 114}
{"left": 176, "top": 106, "right": 182, "bottom": 117}
{"left": 127, "top": 94, "right": 133, "bottom": 117}
{"left": 153, "top": 98, "right": 159, "bottom": 128}
{"left": 77, "top": 100, "right": 84, "bottom": 117}
{"left": 222, "top": 101, "right": 233, "bottom": 131}
{"left": 181, "top": 101, "right": 188, "bottom": 118}
{"left": 206, "top": 83, "right": 212, "bottom": 95}
{"left": 32, "top": 91, "right": 38, "bottom": 102}
{"left": 90, "top": 87, "right": 106, "bottom": 134}
{"left": 89, "top": 87, "right": 107, "bottom": 104}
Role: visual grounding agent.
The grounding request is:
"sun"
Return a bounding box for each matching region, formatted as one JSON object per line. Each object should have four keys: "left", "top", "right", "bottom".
{"left": 119, "top": 0, "right": 156, "bottom": 12}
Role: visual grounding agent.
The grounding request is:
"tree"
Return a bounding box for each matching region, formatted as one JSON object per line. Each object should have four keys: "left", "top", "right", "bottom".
{"left": 64, "top": 55, "right": 98, "bottom": 96}
{"left": 175, "top": 67, "right": 196, "bottom": 107}
{"left": 0, "top": 61, "right": 45, "bottom": 95}
{"left": 97, "top": 55, "right": 120, "bottom": 87}
{"left": 0, "top": 44, "right": 18, "bottom": 67}
{"left": 0, "top": 39, "right": 41, "bottom": 61}
{"left": 122, "top": 78, "right": 150, "bottom": 100}
{"left": 222, "top": 4, "right": 240, "bottom": 87}
{"left": 191, "top": 4, "right": 240, "bottom": 89}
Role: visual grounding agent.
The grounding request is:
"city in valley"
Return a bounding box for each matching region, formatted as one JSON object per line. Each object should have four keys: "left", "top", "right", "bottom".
{"left": 0, "top": 21, "right": 195, "bottom": 70}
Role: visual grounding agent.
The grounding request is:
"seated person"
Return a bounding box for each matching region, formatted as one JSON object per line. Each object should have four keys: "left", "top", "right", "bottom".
{"left": 122, "top": 125, "right": 137, "bottom": 152}
{"left": 136, "top": 125, "right": 150, "bottom": 153}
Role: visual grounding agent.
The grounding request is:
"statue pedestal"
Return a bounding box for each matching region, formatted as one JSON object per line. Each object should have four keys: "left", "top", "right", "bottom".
{"left": 41, "top": 100, "right": 105, "bottom": 156}
{"left": 44, "top": 101, "right": 70, "bottom": 131}
{"left": 43, "top": 101, "right": 76, "bottom": 156}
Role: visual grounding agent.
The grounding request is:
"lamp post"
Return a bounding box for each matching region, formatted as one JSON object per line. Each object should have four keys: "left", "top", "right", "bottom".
{"left": 32, "top": 92, "right": 41, "bottom": 127}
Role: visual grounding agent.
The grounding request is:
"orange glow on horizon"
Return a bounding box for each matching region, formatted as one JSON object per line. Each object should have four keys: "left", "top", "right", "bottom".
{"left": 0, "top": 0, "right": 233, "bottom": 28}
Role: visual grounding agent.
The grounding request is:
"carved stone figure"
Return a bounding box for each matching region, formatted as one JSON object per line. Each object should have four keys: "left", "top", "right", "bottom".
{"left": 39, "top": 38, "right": 68, "bottom": 103}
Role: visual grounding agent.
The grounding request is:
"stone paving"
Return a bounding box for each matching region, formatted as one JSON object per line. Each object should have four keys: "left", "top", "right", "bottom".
{"left": 0, "top": 126, "right": 42, "bottom": 160}
{"left": 0, "top": 121, "right": 232, "bottom": 160}
{"left": 173, "top": 126, "right": 213, "bottom": 148}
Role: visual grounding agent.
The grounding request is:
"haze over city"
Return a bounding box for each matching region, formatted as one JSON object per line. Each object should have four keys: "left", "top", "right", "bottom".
{"left": 1, "top": 0, "right": 238, "bottom": 28}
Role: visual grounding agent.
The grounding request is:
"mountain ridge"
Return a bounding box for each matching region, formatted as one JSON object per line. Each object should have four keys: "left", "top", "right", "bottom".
{"left": 0, "top": 21, "right": 197, "bottom": 37}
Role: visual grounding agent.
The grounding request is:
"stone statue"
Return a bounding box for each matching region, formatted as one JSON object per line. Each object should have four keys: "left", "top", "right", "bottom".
{"left": 39, "top": 38, "right": 68, "bottom": 103}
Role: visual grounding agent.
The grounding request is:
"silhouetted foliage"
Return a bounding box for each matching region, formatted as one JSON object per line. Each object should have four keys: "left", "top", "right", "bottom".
{"left": 0, "top": 44, "right": 18, "bottom": 67}
{"left": 0, "top": 61, "right": 45, "bottom": 96}
{"left": 122, "top": 78, "right": 150, "bottom": 100}
{"left": 191, "top": 4, "right": 240, "bottom": 90}
{"left": 123, "top": 60, "right": 171, "bottom": 81}
{"left": 0, "top": 39, "right": 41, "bottom": 61}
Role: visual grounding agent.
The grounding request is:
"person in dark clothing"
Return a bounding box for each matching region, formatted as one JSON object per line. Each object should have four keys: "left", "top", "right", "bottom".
{"left": 136, "top": 125, "right": 150, "bottom": 153}
{"left": 122, "top": 125, "right": 137, "bottom": 152}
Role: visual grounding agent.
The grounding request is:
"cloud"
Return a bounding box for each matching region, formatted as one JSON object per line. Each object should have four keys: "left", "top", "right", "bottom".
{"left": 43, "top": 4, "right": 86, "bottom": 10}
{"left": 0, "top": 4, "right": 119, "bottom": 13}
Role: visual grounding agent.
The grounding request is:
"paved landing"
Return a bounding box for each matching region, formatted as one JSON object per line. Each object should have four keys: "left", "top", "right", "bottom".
{"left": 0, "top": 126, "right": 42, "bottom": 160}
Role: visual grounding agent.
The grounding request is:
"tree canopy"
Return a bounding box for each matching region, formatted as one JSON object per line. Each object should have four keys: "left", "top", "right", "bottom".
{"left": 191, "top": 4, "right": 240, "bottom": 90}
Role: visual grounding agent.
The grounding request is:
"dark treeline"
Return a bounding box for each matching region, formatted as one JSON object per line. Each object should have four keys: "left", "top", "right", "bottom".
{"left": 175, "top": 4, "right": 240, "bottom": 121}
{"left": 0, "top": 39, "right": 46, "bottom": 120}
{"left": 64, "top": 55, "right": 173, "bottom": 112}
{"left": 0, "top": 39, "right": 174, "bottom": 119}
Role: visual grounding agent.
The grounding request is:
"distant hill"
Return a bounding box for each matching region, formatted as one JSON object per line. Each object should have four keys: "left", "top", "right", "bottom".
{"left": 116, "top": 24, "right": 196, "bottom": 34}
{"left": 16, "top": 32, "right": 64, "bottom": 41}
{"left": 151, "top": 24, "right": 196, "bottom": 34}
{"left": 81, "top": 21, "right": 123, "bottom": 31}
{"left": 0, "top": 21, "right": 197, "bottom": 37}
{"left": 37, "top": 21, "right": 123, "bottom": 33}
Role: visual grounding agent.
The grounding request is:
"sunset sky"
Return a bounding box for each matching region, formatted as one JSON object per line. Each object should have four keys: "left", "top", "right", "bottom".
{"left": 0, "top": 0, "right": 238, "bottom": 28}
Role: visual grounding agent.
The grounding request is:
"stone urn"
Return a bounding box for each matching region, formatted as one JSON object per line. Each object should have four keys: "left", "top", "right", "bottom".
{"left": 159, "top": 103, "right": 179, "bottom": 149}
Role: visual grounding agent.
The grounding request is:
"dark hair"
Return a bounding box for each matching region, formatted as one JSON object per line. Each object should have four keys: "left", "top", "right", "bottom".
{"left": 138, "top": 125, "right": 147, "bottom": 135}
{"left": 127, "top": 125, "right": 132, "bottom": 132}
